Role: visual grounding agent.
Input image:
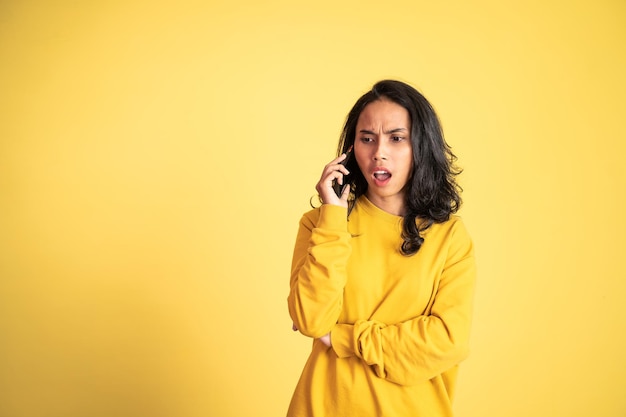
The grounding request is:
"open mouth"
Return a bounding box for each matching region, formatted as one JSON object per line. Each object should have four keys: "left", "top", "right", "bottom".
{"left": 372, "top": 170, "right": 392, "bottom": 186}
{"left": 373, "top": 170, "right": 391, "bottom": 181}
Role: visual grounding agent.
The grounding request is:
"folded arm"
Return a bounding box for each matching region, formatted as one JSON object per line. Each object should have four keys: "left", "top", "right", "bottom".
{"left": 287, "top": 204, "right": 351, "bottom": 338}
{"left": 330, "top": 220, "right": 476, "bottom": 386}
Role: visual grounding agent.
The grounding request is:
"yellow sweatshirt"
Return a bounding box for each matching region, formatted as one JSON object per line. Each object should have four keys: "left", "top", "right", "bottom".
{"left": 287, "top": 196, "right": 476, "bottom": 417}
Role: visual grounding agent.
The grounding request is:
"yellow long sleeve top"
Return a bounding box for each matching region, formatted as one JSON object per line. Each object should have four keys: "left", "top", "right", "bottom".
{"left": 287, "top": 196, "right": 476, "bottom": 417}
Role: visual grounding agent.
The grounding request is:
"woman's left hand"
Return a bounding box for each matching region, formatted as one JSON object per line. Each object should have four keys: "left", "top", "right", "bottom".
{"left": 292, "top": 323, "right": 331, "bottom": 347}
{"left": 318, "top": 333, "right": 332, "bottom": 347}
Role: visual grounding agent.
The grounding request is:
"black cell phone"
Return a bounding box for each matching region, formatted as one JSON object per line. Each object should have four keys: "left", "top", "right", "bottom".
{"left": 332, "top": 146, "right": 353, "bottom": 197}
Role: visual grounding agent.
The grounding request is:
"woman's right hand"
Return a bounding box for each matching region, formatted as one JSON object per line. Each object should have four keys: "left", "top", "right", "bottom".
{"left": 315, "top": 153, "right": 351, "bottom": 208}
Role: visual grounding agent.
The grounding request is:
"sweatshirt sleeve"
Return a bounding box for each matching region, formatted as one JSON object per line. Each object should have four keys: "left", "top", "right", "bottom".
{"left": 287, "top": 204, "right": 352, "bottom": 338}
{"left": 330, "top": 219, "right": 476, "bottom": 386}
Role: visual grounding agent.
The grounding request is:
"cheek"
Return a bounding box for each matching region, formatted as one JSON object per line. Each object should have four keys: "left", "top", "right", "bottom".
{"left": 407, "top": 151, "right": 415, "bottom": 168}
{"left": 402, "top": 150, "right": 414, "bottom": 176}
{"left": 353, "top": 145, "right": 369, "bottom": 169}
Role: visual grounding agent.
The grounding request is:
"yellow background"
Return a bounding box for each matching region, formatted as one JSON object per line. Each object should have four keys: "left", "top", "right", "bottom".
{"left": 1, "top": 1, "right": 625, "bottom": 416}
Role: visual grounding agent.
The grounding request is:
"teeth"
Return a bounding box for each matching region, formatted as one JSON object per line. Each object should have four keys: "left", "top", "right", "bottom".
{"left": 374, "top": 170, "right": 391, "bottom": 180}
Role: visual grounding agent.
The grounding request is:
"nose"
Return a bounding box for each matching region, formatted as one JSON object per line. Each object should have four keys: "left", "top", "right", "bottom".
{"left": 373, "top": 141, "right": 387, "bottom": 161}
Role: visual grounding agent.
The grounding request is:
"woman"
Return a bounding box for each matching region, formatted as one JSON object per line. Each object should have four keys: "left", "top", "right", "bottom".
{"left": 287, "top": 80, "right": 476, "bottom": 416}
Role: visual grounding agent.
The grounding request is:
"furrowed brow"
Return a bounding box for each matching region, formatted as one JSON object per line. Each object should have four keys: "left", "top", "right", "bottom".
{"left": 358, "top": 129, "right": 376, "bottom": 135}
{"left": 358, "top": 127, "right": 408, "bottom": 135}
{"left": 385, "top": 127, "right": 408, "bottom": 134}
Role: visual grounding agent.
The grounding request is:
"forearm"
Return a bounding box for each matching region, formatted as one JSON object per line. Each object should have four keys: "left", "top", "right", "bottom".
{"left": 330, "top": 314, "right": 470, "bottom": 385}
{"left": 288, "top": 271, "right": 346, "bottom": 337}
{"left": 287, "top": 204, "right": 351, "bottom": 337}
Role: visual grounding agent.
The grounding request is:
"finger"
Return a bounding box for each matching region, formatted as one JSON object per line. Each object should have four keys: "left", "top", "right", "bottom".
{"left": 334, "top": 152, "right": 348, "bottom": 164}
{"left": 317, "top": 170, "right": 340, "bottom": 193}
{"left": 322, "top": 161, "right": 349, "bottom": 177}
{"left": 325, "top": 152, "right": 349, "bottom": 168}
{"left": 323, "top": 165, "right": 350, "bottom": 183}
{"left": 323, "top": 170, "right": 344, "bottom": 188}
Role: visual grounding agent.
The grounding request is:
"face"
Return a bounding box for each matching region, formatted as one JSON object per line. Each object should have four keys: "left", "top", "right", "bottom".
{"left": 354, "top": 99, "right": 413, "bottom": 215}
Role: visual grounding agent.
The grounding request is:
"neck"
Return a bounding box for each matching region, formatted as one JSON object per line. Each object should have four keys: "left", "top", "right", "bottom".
{"left": 364, "top": 192, "right": 406, "bottom": 216}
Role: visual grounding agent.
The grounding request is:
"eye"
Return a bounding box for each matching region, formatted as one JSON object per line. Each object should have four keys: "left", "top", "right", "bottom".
{"left": 391, "top": 136, "right": 405, "bottom": 142}
{"left": 360, "top": 136, "right": 374, "bottom": 143}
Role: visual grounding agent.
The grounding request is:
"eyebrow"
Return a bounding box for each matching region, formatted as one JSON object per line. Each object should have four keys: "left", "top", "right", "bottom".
{"left": 358, "top": 128, "right": 408, "bottom": 135}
